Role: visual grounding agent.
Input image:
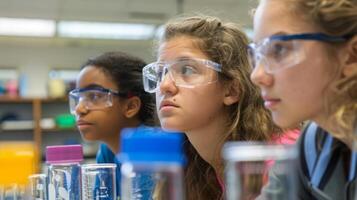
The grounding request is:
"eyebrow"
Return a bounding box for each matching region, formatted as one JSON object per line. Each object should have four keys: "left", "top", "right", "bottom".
{"left": 79, "top": 84, "right": 106, "bottom": 90}
{"left": 272, "top": 31, "right": 289, "bottom": 36}
{"left": 158, "top": 56, "right": 194, "bottom": 63}
{"left": 255, "top": 31, "right": 288, "bottom": 43}
{"left": 176, "top": 56, "right": 193, "bottom": 61}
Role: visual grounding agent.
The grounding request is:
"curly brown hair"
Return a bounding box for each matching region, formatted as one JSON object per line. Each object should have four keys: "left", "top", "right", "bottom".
{"left": 157, "top": 15, "right": 282, "bottom": 200}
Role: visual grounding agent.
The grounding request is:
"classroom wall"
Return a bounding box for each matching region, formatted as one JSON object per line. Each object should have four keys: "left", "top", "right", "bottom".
{"left": 0, "top": 37, "right": 154, "bottom": 97}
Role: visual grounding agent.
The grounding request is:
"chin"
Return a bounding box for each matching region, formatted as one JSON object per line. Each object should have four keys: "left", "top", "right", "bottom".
{"left": 80, "top": 132, "right": 100, "bottom": 142}
{"left": 272, "top": 114, "right": 296, "bottom": 129}
{"left": 159, "top": 119, "right": 184, "bottom": 132}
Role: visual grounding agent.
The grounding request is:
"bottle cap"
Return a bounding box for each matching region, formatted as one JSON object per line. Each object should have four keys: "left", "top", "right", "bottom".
{"left": 46, "top": 144, "right": 83, "bottom": 164}
{"left": 117, "top": 126, "right": 186, "bottom": 165}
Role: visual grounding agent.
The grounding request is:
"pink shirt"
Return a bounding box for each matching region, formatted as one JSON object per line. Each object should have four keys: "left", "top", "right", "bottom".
{"left": 272, "top": 129, "right": 300, "bottom": 145}
{"left": 263, "top": 129, "right": 300, "bottom": 184}
{"left": 266, "top": 129, "right": 301, "bottom": 168}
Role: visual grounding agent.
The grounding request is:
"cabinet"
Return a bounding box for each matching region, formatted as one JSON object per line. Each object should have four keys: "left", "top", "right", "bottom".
{"left": 0, "top": 95, "right": 97, "bottom": 172}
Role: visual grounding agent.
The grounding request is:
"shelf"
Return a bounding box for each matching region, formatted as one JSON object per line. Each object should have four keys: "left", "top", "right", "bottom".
{"left": 1, "top": 128, "right": 77, "bottom": 133}
{"left": 42, "top": 127, "right": 77, "bottom": 133}
{"left": 41, "top": 97, "right": 68, "bottom": 103}
{"left": 0, "top": 96, "right": 74, "bottom": 173}
{"left": 0, "top": 95, "right": 34, "bottom": 103}
{"left": 0, "top": 95, "right": 68, "bottom": 103}
{"left": 0, "top": 128, "right": 34, "bottom": 133}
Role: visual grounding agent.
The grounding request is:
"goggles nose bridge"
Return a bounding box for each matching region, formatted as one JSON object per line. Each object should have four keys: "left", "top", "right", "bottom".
{"left": 70, "top": 94, "right": 84, "bottom": 114}
{"left": 158, "top": 64, "right": 170, "bottom": 83}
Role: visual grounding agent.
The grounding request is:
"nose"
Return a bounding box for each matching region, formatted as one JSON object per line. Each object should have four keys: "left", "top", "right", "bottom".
{"left": 73, "top": 99, "right": 89, "bottom": 116}
{"left": 158, "top": 71, "right": 178, "bottom": 95}
{"left": 250, "top": 61, "right": 274, "bottom": 87}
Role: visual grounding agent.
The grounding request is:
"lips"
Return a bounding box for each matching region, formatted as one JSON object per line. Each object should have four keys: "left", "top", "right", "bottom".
{"left": 262, "top": 95, "right": 281, "bottom": 109}
{"left": 76, "top": 119, "right": 93, "bottom": 127}
{"left": 159, "top": 100, "right": 179, "bottom": 110}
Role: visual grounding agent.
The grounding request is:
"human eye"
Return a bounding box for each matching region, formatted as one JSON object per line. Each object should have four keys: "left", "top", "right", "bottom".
{"left": 180, "top": 65, "right": 198, "bottom": 76}
{"left": 86, "top": 91, "right": 106, "bottom": 102}
{"left": 266, "top": 41, "right": 293, "bottom": 62}
{"left": 173, "top": 60, "right": 200, "bottom": 76}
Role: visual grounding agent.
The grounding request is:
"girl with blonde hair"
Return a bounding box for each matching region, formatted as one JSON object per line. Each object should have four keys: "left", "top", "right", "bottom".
{"left": 250, "top": 0, "right": 357, "bottom": 199}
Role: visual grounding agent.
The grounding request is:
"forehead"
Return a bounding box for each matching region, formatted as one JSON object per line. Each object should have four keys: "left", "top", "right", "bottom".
{"left": 76, "top": 66, "right": 117, "bottom": 90}
{"left": 158, "top": 36, "right": 209, "bottom": 61}
{"left": 253, "top": 0, "right": 316, "bottom": 42}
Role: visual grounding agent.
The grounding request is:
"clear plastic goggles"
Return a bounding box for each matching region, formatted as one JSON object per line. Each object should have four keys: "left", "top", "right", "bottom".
{"left": 248, "top": 33, "right": 350, "bottom": 74}
{"left": 142, "top": 58, "right": 222, "bottom": 93}
{"left": 68, "top": 87, "right": 127, "bottom": 114}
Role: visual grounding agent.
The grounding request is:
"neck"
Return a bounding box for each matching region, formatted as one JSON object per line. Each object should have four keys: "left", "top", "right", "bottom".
{"left": 185, "top": 113, "right": 228, "bottom": 174}
{"left": 105, "top": 134, "right": 120, "bottom": 154}
{"left": 103, "top": 119, "right": 142, "bottom": 154}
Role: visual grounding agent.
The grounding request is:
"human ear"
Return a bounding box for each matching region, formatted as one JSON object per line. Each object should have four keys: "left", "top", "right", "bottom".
{"left": 342, "top": 35, "right": 357, "bottom": 77}
{"left": 123, "top": 96, "right": 141, "bottom": 118}
{"left": 223, "top": 82, "right": 240, "bottom": 106}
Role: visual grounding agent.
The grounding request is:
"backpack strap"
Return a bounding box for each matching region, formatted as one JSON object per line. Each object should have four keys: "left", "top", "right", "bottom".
{"left": 304, "top": 122, "right": 334, "bottom": 188}
{"left": 349, "top": 151, "right": 357, "bottom": 181}
{"left": 304, "top": 122, "right": 319, "bottom": 178}
{"left": 310, "top": 134, "right": 333, "bottom": 188}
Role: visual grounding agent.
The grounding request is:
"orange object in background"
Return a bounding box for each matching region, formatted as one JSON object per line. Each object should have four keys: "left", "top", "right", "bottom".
{"left": 0, "top": 142, "right": 38, "bottom": 185}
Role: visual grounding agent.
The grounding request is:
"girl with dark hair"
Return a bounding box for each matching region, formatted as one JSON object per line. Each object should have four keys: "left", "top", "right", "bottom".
{"left": 69, "top": 51, "right": 156, "bottom": 196}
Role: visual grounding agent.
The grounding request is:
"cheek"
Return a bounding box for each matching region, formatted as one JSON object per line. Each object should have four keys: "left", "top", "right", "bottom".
{"left": 276, "top": 60, "right": 330, "bottom": 112}
{"left": 186, "top": 88, "right": 223, "bottom": 113}
{"left": 99, "top": 103, "right": 123, "bottom": 124}
{"left": 110, "top": 105, "right": 125, "bottom": 119}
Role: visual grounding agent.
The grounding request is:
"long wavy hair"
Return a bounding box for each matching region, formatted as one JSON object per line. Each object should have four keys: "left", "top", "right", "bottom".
{"left": 286, "top": 0, "right": 357, "bottom": 138}
{"left": 157, "top": 15, "right": 282, "bottom": 200}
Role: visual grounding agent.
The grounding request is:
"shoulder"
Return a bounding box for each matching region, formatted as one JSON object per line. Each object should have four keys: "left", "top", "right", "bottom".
{"left": 96, "top": 143, "right": 115, "bottom": 163}
{"left": 299, "top": 122, "right": 328, "bottom": 150}
{"left": 297, "top": 122, "right": 330, "bottom": 177}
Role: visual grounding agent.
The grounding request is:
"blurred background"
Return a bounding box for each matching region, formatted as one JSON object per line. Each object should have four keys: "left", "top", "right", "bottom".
{"left": 0, "top": 0, "right": 257, "bottom": 171}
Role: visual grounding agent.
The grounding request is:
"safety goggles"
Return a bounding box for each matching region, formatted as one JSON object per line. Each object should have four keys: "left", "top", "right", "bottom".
{"left": 142, "top": 58, "right": 222, "bottom": 93}
{"left": 247, "top": 33, "right": 351, "bottom": 74}
{"left": 68, "top": 87, "right": 128, "bottom": 114}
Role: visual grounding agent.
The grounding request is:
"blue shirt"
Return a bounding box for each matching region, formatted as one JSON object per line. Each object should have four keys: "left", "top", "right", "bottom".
{"left": 96, "top": 143, "right": 121, "bottom": 197}
{"left": 96, "top": 125, "right": 157, "bottom": 199}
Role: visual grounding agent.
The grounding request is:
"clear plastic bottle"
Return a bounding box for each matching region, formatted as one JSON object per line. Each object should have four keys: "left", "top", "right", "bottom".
{"left": 118, "top": 128, "right": 186, "bottom": 200}
{"left": 222, "top": 142, "right": 298, "bottom": 200}
{"left": 28, "top": 174, "right": 47, "bottom": 200}
{"left": 46, "top": 144, "right": 83, "bottom": 200}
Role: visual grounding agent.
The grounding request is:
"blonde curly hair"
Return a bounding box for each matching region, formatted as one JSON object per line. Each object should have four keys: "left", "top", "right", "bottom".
{"left": 285, "top": 0, "right": 357, "bottom": 138}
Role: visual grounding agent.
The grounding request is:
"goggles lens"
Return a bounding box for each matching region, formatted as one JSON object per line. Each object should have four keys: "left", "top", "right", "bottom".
{"left": 143, "top": 58, "right": 221, "bottom": 93}
{"left": 248, "top": 33, "right": 350, "bottom": 73}
{"left": 69, "top": 88, "right": 115, "bottom": 114}
{"left": 248, "top": 39, "right": 305, "bottom": 73}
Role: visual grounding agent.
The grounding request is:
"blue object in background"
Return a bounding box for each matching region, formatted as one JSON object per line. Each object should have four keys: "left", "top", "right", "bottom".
{"left": 117, "top": 127, "right": 186, "bottom": 200}
{"left": 118, "top": 127, "right": 186, "bottom": 165}
{"left": 97, "top": 125, "right": 184, "bottom": 199}
{"left": 0, "top": 80, "right": 5, "bottom": 95}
